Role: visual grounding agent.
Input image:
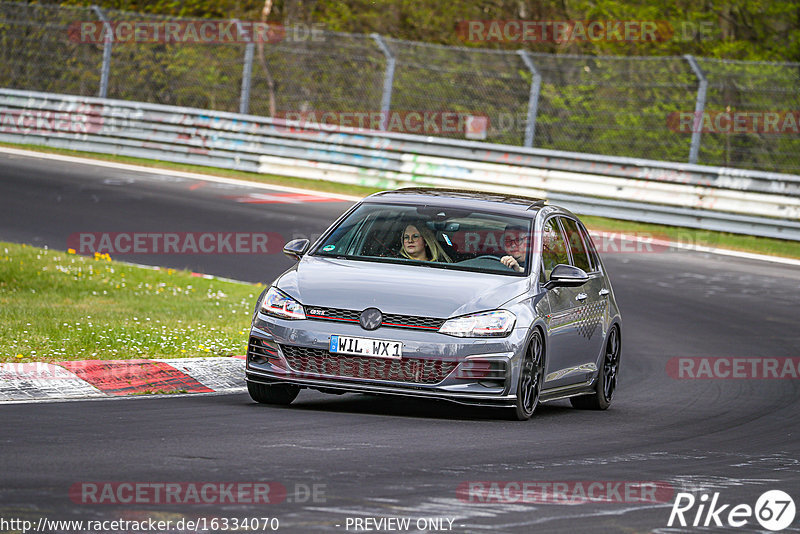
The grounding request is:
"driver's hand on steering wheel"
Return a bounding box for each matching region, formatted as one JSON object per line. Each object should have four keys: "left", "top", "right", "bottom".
{"left": 501, "top": 255, "right": 523, "bottom": 272}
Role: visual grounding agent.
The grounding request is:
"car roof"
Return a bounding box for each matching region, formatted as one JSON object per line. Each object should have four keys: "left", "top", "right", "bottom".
{"left": 366, "top": 187, "right": 546, "bottom": 215}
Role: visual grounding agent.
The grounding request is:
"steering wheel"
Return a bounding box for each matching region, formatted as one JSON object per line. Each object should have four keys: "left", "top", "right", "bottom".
{"left": 472, "top": 255, "right": 520, "bottom": 271}
{"left": 368, "top": 233, "right": 398, "bottom": 257}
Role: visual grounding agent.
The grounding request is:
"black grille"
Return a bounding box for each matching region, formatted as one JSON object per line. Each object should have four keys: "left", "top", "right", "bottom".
{"left": 248, "top": 337, "right": 280, "bottom": 363}
{"left": 305, "top": 306, "right": 445, "bottom": 331}
{"left": 279, "top": 345, "right": 457, "bottom": 385}
{"left": 454, "top": 359, "right": 508, "bottom": 381}
{"left": 382, "top": 313, "right": 444, "bottom": 329}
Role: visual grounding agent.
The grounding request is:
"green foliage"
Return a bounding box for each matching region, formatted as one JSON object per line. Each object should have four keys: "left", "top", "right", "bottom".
{"left": 6, "top": 1, "right": 800, "bottom": 172}
{"left": 61, "top": 0, "right": 264, "bottom": 19}
{"left": 56, "top": 0, "right": 800, "bottom": 61}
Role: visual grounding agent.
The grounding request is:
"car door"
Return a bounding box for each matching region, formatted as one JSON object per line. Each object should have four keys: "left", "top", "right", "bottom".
{"left": 541, "top": 217, "right": 586, "bottom": 389}
{"left": 561, "top": 217, "right": 606, "bottom": 374}
{"left": 580, "top": 220, "right": 614, "bottom": 355}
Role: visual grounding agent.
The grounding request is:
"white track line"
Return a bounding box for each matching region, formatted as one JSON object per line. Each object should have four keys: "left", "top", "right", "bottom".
{"left": 0, "top": 388, "right": 246, "bottom": 405}
{"left": 1, "top": 145, "right": 798, "bottom": 267}
{"left": 0, "top": 146, "right": 361, "bottom": 201}
{"left": 608, "top": 233, "right": 800, "bottom": 267}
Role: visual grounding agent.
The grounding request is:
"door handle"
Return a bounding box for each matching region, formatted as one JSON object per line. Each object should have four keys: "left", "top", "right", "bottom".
{"left": 576, "top": 293, "right": 588, "bottom": 301}
{"left": 599, "top": 288, "right": 610, "bottom": 297}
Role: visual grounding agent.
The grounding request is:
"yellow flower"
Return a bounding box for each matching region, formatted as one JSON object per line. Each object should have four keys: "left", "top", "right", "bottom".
{"left": 67, "top": 248, "right": 76, "bottom": 254}
{"left": 16, "top": 354, "right": 23, "bottom": 358}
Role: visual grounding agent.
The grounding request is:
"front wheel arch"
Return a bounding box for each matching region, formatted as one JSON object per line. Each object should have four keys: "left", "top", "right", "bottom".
{"left": 507, "top": 326, "right": 546, "bottom": 421}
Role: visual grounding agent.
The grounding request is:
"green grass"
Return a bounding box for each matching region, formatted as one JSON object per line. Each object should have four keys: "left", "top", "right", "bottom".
{"left": 2, "top": 141, "right": 799, "bottom": 259}
{"left": 0, "top": 242, "right": 261, "bottom": 363}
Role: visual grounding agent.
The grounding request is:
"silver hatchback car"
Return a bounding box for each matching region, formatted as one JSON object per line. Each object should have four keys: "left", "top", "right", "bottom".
{"left": 246, "top": 188, "right": 621, "bottom": 420}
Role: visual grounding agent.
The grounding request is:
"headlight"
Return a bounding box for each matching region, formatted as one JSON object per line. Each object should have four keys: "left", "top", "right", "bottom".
{"left": 439, "top": 310, "right": 516, "bottom": 337}
{"left": 260, "top": 287, "right": 306, "bottom": 320}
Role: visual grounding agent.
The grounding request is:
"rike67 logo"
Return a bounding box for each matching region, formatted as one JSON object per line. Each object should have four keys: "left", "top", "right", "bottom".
{"left": 668, "top": 490, "right": 796, "bottom": 531}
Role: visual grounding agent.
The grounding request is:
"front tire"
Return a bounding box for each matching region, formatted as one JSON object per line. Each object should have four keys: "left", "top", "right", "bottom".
{"left": 571, "top": 325, "right": 620, "bottom": 410}
{"left": 509, "top": 330, "right": 544, "bottom": 421}
{"left": 247, "top": 381, "right": 300, "bottom": 405}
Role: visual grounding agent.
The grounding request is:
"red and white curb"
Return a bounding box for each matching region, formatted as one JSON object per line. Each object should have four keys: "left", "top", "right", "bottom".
{"left": 0, "top": 356, "right": 245, "bottom": 402}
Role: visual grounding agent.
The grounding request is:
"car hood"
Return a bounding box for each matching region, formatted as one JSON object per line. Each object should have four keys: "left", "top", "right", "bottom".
{"left": 276, "top": 256, "right": 530, "bottom": 319}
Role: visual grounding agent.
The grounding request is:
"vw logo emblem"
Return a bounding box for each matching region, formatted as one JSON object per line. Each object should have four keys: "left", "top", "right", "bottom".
{"left": 359, "top": 308, "right": 383, "bottom": 331}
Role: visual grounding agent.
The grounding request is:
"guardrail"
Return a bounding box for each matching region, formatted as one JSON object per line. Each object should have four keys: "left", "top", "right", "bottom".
{"left": 2, "top": 88, "right": 799, "bottom": 241}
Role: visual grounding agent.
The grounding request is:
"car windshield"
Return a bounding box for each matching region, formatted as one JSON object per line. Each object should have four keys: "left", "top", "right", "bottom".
{"left": 312, "top": 202, "right": 533, "bottom": 276}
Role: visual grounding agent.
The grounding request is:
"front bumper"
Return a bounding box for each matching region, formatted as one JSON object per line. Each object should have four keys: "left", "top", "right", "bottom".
{"left": 246, "top": 313, "right": 529, "bottom": 408}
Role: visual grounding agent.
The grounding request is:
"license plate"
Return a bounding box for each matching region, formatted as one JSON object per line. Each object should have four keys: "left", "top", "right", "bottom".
{"left": 329, "top": 335, "right": 402, "bottom": 359}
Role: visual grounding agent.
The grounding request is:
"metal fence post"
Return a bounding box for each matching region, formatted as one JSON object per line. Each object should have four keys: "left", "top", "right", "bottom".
{"left": 517, "top": 50, "right": 542, "bottom": 148}
{"left": 685, "top": 55, "right": 708, "bottom": 165}
{"left": 91, "top": 5, "right": 112, "bottom": 99}
{"left": 234, "top": 20, "right": 255, "bottom": 115}
{"left": 371, "top": 34, "right": 395, "bottom": 131}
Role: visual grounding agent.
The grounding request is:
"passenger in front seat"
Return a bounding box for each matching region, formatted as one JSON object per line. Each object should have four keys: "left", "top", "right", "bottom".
{"left": 400, "top": 222, "right": 452, "bottom": 263}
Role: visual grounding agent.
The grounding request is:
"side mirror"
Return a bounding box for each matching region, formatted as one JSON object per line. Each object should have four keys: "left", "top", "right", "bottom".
{"left": 283, "top": 239, "right": 310, "bottom": 261}
{"left": 544, "top": 264, "right": 589, "bottom": 290}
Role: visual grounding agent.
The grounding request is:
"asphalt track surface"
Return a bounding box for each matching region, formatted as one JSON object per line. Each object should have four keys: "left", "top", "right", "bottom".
{"left": 2, "top": 150, "right": 800, "bottom": 534}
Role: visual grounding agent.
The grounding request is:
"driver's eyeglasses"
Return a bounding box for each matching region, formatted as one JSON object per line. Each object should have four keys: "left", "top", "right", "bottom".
{"left": 403, "top": 233, "right": 421, "bottom": 242}
{"left": 504, "top": 236, "right": 529, "bottom": 247}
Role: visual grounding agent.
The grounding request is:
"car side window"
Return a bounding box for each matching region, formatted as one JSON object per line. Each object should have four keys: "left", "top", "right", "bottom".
{"left": 541, "top": 218, "right": 569, "bottom": 280}
{"left": 578, "top": 223, "right": 602, "bottom": 273}
{"left": 561, "top": 218, "right": 592, "bottom": 273}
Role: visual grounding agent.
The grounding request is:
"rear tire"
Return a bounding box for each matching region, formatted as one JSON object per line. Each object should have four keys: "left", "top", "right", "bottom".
{"left": 247, "top": 381, "right": 300, "bottom": 405}
{"left": 571, "top": 326, "right": 620, "bottom": 410}
{"left": 508, "top": 330, "right": 544, "bottom": 421}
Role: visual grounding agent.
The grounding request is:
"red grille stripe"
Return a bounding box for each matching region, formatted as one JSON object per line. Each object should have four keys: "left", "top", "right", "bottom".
{"left": 307, "top": 314, "right": 359, "bottom": 322}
